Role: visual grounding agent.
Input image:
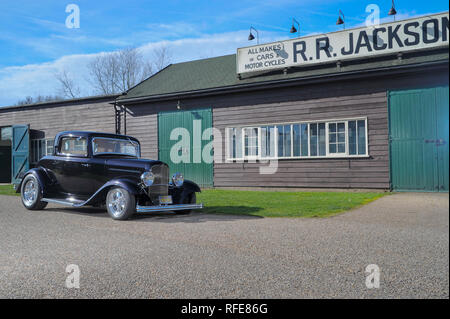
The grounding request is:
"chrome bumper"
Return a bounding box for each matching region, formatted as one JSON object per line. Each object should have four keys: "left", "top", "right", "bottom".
{"left": 136, "top": 203, "right": 203, "bottom": 213}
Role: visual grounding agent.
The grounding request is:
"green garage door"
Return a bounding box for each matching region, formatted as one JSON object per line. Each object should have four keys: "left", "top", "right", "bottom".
{"left": 11, "top": 124, "right": 30, "bottom": 185}
{"left": 158, "top": 109, "right": 213, "bottom": 188}
{"left": 389, "top": 87, "right": 449, "bottom": 192}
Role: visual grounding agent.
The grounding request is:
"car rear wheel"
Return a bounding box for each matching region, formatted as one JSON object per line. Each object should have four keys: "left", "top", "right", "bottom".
{"left": 20, "top": 175, "right": 47, "bottom": 210}
{"left": 177, "top": 192, "right": 196, "bottom": 214}
{"left": 106, "top": 187, "right": 135, "bottom": 220}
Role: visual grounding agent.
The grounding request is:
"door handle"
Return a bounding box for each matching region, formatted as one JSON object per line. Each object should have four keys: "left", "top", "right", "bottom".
{"left": 436, "top": 139, "right": 447, "bottom": 146}
{"left": 81, "top": 163, "right": 91, "bottom": 167}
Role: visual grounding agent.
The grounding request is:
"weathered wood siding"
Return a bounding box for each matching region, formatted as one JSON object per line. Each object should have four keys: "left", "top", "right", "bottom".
{"left": 123, "top": 108, "right": 158, "bottom": 159}
{"left": 1, "top": 67, "right": 446, "bottom": 189}
{"left": 0, "top": 97, "right": 116, "bottom": 140}
{"left": 123, "top": 68, "right": 448, "bottom": 189}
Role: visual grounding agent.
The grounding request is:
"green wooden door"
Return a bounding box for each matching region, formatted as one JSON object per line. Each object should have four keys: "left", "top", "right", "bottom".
{"left": 158, "top": 109, "right": 213, "bottom": 188}
{"left": 389, "top": 87, "right": 449, "bottom": 192}
{"left": 11, "top": 124, "right": 30, "bottom": 185}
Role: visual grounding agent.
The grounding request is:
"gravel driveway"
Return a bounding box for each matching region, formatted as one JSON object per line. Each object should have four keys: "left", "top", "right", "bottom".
{"left": 0, "top": 193, "right": 448, "bottom": 298}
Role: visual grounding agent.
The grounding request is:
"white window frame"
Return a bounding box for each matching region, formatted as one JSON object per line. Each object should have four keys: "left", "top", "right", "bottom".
{"left": 242, "top": 127, "right": 260, "bottom": 160}
{"left": 326, "top": 121, "right": 348, "bottom": 157}
{"left": 225, "top": 117, "right": 369, "bottom": 161}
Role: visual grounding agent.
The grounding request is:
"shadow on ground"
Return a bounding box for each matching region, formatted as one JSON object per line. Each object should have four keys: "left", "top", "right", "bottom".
{"left": 43, "top": 205, "right": 264, "bottom": 223}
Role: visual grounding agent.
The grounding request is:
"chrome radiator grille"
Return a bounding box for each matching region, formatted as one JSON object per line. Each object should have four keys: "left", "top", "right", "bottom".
{"left": 148, "top": 163, "right": 169, "bottom": 204}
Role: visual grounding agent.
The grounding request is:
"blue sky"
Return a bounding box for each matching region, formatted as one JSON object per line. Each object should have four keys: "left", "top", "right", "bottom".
{"left": 0, "top": 0, "right": 448, "bottom": 106}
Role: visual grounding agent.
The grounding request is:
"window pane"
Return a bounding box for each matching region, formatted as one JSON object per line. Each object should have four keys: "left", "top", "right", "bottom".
{"left": 276, "top": 126, "right": 283, "bottom": 157}
{"left": 229, "top": 128, "right": 242, "bottom": 159}
{"left": 293, "top": 124, "right": 300, "bottom": 157}
{"left": 329, "top": 132, "right": 336, "bottom": 143}
{"left": 329, "top": 123, "right": 336, "bottom": 133}
{"left": 244, "top": 128, "right": 258, "bottom": 157}
{"left": 60, "top": 137, "right": 87, "bottom": 156}
{"left": 300, "top": 124, "right": 308, "bottom": 156}
{"left": 329, "top": 144, "right": 336, "bottom": 153}
{"left": 310, "top": 123, "right": 318, "bottom": 156}
{"left": 228, "top": 128, "right": 235, "bottom": 158}
{"left": 277, "top": 125, "right": 291, "bottom": 157}
{"left": 318, "top": 123, "right": 326, "bottom": 156}
{"left": 261, "top": 126, "right": 275, "bottom": 158}
{"left": 46, "top": 139, "right": 54, "bottom": 155}
{"left": 1, "top": 127, "right": 12, "bottom": 141}
{"left": 284, "top": 125, "right": 291, "bottom": 157}
{"left": 93, "top": 138, "right": 139, "bottom": 157}
{"left": 338, "top": 143, "right": 345, "bottom": 153}
{"left": 348, "top": 121, "right": 357, "bottom": 155}
{"left": 357, "top": 120, "right": 366, "bottom": 155}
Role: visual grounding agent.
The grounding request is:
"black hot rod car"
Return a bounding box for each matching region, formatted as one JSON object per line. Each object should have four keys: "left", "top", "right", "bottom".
{"left": 15, "top": 131, "right": 203, "bottom": 220}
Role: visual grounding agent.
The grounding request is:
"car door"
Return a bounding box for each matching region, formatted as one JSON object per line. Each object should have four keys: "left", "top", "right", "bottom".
{"left": 56, "top": 135, "right": 104, "bottom": 197}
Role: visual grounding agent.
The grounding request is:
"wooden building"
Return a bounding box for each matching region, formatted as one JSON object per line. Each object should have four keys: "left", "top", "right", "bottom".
{"left": 1, "top": 12, "right": 449, "bottom": 191}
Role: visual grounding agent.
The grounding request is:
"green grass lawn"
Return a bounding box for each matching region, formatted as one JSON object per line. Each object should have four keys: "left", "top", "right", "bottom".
{"left": 0, "top": 184, "right": 386, "bottom": 218}
{"left": 197, "top": 189, "right": 387, "bottom": 218}
{"left": 0, "top": 184, "right": 18, "bottom": 196}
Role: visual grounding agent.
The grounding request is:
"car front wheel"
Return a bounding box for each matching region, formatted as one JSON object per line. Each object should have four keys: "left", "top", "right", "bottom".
{"left": 106, "top": 187, "right": 135, "bottom": 220}
{"left": 20, "top": 175, "right": 47, "bottom": 210}
{"left": 177, "top": 192, "right": 196, "bottom": 214}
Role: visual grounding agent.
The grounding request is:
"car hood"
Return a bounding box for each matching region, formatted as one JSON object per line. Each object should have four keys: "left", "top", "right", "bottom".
{"left": 105, "top": 158, "right": 164, "bottom": 172}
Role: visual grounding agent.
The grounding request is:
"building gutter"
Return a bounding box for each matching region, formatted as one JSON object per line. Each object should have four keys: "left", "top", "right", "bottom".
{"left": 117, "top": 60, "right": 448, "bottom": 105}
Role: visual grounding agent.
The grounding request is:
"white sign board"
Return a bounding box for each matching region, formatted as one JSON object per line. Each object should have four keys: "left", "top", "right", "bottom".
{"left": 237, "top": 12, "right": 449, "bottom": 74}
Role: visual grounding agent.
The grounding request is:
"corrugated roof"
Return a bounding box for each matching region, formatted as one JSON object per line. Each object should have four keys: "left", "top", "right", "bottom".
{"left": 119, "top": 48, "right": 449, "bottom": 102}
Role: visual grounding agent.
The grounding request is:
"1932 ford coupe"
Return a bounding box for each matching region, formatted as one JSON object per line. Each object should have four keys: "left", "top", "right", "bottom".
{"left": 15, "top": 131, "right": 203, "bottom": 220}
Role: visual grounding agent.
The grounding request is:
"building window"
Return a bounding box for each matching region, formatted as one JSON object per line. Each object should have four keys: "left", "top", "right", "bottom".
{"left": 1, "top": 127, "right": 12, "bottom": 141}
{"left": 261, "top": 126, "right": 276, "bottom": 158}
{"left": 277, "top": 125, "right": 292, "bottom": 158}
{"left": 31, "top": 139, "right": 54, "bottom": 164}
{"left": 226, "top": 117, "right": 368, "bottom": 161}
{"left": 227, "top": 127, "right": 243, "bottom": 159}
{"left": 243, "top": 127, "right": 259, "bottom": 158}
{"left": 328, "top": 122, "right": 346, "bottom": 155}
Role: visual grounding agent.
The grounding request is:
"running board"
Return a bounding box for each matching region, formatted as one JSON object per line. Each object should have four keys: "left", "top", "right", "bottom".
{"left": 136, "top": 203, "right": 203, "bottom": 213}
{"left": 42, "top": 198, "right": 86, "bottom": 207}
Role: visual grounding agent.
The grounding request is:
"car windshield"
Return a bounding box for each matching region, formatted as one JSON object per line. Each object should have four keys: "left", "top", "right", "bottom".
{"left": 92, "top": 137, "right": 140, "bottom": 157}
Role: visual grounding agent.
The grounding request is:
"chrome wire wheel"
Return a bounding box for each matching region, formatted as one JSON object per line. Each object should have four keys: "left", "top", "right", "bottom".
{"left": 108, "top": 189, "right": 126, "bottom": 217}
{"left": 22, "top": 179, "right": 37, "bottom": 207}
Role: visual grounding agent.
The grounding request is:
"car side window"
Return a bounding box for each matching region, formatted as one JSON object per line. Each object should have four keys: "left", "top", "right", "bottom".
{"left": 59, "top": 137, "right": 87, "bottom": 156}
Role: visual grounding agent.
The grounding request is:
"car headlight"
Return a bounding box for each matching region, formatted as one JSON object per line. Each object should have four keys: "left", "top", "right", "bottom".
{"left": 172, "top": 172, "right": 184, "bottom": 187}
{"left": 141, "top": 171, "right": 154, "bottom": 187}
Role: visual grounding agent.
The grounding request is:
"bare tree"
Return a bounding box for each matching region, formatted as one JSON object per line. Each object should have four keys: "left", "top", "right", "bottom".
{"left": 87, "top": 47, "right": 157, "bottom": 95}
{"left": 55, "top": 70, "right": 80, "bottom": 99}
{"left": 152, "top": 46, "right": 172, "bottom": 72}
{"left": 16, "top": 95, "right": 63, "bottom": 106}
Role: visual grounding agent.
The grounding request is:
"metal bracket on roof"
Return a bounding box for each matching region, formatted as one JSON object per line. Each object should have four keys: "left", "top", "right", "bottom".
{"left": 237, "top": 73, "right": 242, "bottom": 80}
{"left": 283, "top": 68, "right": 288, "bottom": 75}
{"left": 397, "top": 52, "right": 403, "bottom": 61}
{"left": 336, "top": 61, "right": 342, "bottom": 70}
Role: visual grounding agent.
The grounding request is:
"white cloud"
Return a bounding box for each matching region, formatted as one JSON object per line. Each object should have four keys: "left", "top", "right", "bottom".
{"left": 0, "top": 30, "right": 283, "bottom": 107}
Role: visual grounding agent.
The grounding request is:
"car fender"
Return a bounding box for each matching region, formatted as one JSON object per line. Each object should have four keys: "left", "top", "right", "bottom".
{"left": 15, "top": 168, "right": 51, "bottom": 195}
{"left": 183, "top": 179, "right": 201, "bottom": 193}
{"left": 178, "top": 179, "right": 201, "bottom": 202}
{"left": 84, "top": 178, "right": 141, "bottom": 205}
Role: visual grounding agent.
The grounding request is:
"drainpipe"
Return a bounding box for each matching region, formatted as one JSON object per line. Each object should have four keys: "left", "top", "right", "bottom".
{"left": 113, "top": 101, "right": 121, "bottom": 134}
{"left": 123, "top": 104, "right": 127, "bottom": 135}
